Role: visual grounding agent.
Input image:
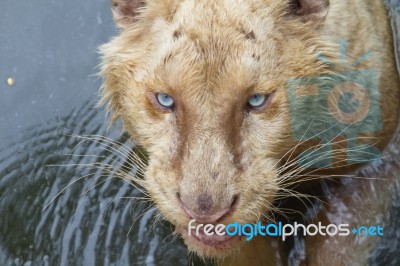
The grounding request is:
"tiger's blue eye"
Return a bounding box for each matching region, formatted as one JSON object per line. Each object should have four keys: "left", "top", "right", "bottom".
{"left": 156, "top": 93, "right": 175, "bottom": 108}
{"left": 247, "top": 94, "right": 266, "bottom": 109}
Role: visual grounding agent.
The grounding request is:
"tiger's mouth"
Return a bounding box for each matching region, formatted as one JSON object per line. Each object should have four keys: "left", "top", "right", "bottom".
{"left": 176, "top": 224, "right": 244, "bottom": 258}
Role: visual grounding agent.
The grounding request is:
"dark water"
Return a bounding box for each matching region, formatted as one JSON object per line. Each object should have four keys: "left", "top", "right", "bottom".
{"left": 0, "top": 1, "right": 399, "bottom": 266}
{"left": 0, "top": 104, "right": 190, "bottom": 266}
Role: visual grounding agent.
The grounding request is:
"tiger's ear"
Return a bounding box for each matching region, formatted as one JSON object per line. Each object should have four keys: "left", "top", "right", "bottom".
{"left": 290, "top": 0, "right": 330, "bottom": 26}
{"left": 111, "top": 0, "right": 145, "bottom": 28}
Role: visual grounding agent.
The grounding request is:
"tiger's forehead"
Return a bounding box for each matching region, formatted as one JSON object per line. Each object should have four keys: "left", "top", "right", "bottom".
{"left": 144, "top": 25, "right": 276, "bottom": 94}
{"left": 167, "top": 0, "right": 277, "bottom": 46}
{"left": 171, "top": 0, "right": 276, "bottom": 27}
{"left": 129, "top": 0, "right": 281, "bottom": 100}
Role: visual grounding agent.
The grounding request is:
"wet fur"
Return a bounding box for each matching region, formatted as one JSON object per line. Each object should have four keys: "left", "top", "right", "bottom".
{"left": 100, "top": 0, "right": 400, "bottom": 264}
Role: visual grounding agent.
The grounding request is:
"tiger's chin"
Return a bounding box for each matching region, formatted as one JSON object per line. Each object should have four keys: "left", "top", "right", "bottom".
{"left": 176, "top": 225, "right": 245, "bottom": 259}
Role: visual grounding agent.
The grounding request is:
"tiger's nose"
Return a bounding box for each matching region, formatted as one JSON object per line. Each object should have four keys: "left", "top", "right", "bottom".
{"left": 177, "top": 193, "right": 239, "bottom": 224}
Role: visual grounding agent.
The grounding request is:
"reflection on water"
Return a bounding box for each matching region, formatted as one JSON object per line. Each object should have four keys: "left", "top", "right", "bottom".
{"left": 0, "top": 103, "right": 195, "bottom": 265}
